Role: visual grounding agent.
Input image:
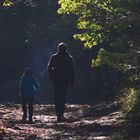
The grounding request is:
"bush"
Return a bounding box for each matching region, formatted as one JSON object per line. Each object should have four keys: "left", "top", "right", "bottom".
{"left": 118, "top": 87, "right": 138, "bottom": 115}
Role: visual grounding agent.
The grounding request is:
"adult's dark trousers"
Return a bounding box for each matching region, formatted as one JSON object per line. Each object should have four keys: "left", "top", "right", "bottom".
{"left": 54, "top": 81, "right": 68, "bottom": 119}
{"left": 21, "top": 97, "right": 34, "bottom": 120}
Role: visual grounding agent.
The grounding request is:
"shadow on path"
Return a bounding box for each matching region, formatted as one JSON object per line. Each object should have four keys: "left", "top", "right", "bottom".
{"left": 0, "top": 102, "right": 123, "bottom": 140}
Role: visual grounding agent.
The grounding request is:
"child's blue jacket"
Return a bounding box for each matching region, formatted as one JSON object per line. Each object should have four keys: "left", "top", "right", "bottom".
{"left": 20, "top": 75, "right": 40, "bottom": 97}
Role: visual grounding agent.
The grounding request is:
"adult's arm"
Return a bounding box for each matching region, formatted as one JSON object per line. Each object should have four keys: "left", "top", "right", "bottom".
{"left": 69, "top": 56, "right": 75, "bottom": 86}
{"left": 47, "top": 56, "right": 55, "bottom": 79}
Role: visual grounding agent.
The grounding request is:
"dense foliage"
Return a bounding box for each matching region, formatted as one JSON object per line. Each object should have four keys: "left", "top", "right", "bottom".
{"left": 58, "top": 0, "right": 140, "bottom": 137}
{"left": 0, "top": 0, "right": 140, "bottom": 138}
{"left": 58, "top": 0, "right": 140, "bottom": 71}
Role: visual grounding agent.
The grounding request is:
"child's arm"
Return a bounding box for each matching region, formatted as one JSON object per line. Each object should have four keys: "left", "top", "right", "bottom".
{"left": 33, "top": 78, "right": 40, "bottom": 91}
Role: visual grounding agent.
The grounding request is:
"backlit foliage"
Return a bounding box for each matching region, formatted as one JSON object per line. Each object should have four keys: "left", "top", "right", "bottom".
{"left": 58, "top": 0, "right": 113, "bottom": 49}
{"left": 58, "top": 0, "right": 140, "bottom": 72}
{"left": 118, "top": 88, "right": 138, "bottom": 114}
{"left": 3, "top": 0, "right": 14, "bottom": 7}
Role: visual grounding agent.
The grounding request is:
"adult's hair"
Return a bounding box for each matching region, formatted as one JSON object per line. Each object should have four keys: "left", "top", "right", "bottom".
{"left": 57, "top": 42, "right": 67, "bottom": 53}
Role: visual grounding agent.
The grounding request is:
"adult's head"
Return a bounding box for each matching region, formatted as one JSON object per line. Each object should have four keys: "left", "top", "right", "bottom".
{"left": 57, "top": 42, "right": 67, "bottom": 54}
{"left": 24, "top": 67, "right": 33, "bottom": 76}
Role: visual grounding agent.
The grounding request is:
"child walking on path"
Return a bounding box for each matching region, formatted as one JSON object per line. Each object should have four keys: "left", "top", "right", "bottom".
{"left": 19, "top": 67, "right": 40, "bottom": 123}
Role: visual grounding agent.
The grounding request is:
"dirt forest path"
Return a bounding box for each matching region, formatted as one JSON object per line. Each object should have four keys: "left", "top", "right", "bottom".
{"left": 0, "top": 102, "right": 123, "bottom": 140}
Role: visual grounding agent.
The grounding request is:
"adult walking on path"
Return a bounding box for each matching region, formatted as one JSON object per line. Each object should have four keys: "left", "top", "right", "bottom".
{"left": 48, "top": 43, "right": 75, "bottom": 122}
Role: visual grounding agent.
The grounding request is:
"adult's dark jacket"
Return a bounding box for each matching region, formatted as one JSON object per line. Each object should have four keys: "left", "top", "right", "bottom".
{"left": 48, "top": 51, "right": 75, "bottom": 84}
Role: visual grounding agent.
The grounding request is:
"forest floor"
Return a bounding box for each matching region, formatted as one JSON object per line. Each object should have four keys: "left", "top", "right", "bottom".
{"left": 0, "top": 102, "right": 124, "bottom": 140}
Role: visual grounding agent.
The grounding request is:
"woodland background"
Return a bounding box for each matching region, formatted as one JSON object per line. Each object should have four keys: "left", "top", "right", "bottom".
{"left": 0, "top": 0, "right": 140, "bottom": 139}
